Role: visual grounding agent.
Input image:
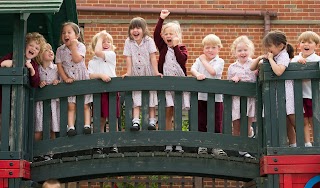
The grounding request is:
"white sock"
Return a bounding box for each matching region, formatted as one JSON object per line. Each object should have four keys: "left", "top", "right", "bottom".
{"left": 67, "top": 126, "right": 75, "bottom": 131}
{"left": 165, "top": 145, "right": 173, "bottom": 150}
{"left": 305, "top": 142, "right": 312, "bottom": 147}
{"left": 149, "top": 118, "right": 156, "bottom": 125}
{"left": 132, "top": 118, "right": 140, "bottom": 126}
{"left": 175, "top": 145, "right": 183, "bottom": 151}
{"left": 289, "top": 143, "right": 297, "bottom": 147}
{"left": 84, "top": 124, "right": 90, "bottom": 128}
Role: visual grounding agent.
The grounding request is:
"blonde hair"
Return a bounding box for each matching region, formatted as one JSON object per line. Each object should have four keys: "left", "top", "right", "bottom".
{"left": 26, "top": 32, "right": 47, "bottom": 64}
{"left": 42, "top": 179, "right": 61, "bottom": 188}
{"left": 35, "top": 43, "right": 53, "bottom": 65}
{"left": 90, "top": 30, "right": 116, "bottom": 53}
{"left": 298, "top": 31, "right": 320, "bottom": 45}
{"left": 161, "top": 21, "right": 182, "bottom": 44}
{"left": 202, "top": 34, "right": 223, "bottom": 48}
{"left": 231, "top": 35, "right": 254, "bottom": 57}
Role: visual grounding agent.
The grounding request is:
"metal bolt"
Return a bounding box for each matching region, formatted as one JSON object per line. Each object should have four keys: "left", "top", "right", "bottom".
{"left": 273, "top": 158, "right": 278, "bottom": 162}
{"left": 10, "top": 154, "right": 14, "bottom": 158}
{"left": 274, "top": 168, "right": 278, "bottom": 171}
{"left": 12, "top": 70, "right": 16, "bottom": 74}
{"left": 273, "top": 150, "right": 277, "bottom": 154}
{"left": 9, "top": 162, "right": 13, "bottom": 166}
{"left": 9, "top": 171, "right": 13, "bottom": 175}
{"left": 12, "top": 78, "right": 16, "bottom": 82}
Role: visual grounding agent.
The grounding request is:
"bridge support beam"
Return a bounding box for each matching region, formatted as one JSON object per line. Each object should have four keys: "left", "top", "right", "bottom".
{"left": 260, "top": 155, "right": 320, "bottom": 188}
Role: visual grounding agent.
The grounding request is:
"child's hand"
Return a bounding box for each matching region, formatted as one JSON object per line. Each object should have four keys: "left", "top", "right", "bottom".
{"left": 297, "top": 57, "right": 307, "bottom": 64}
{"left": 70, "top": 39, "right": 79, "bottom": 49}
{"left": 155, "top": 72, "right": 163, "bottom": 78}
{"left": 160, "top": 9, "right": 170, "bottom": 19}
{"left": 196, "top": 74, "right": 206, "bottom": 80}
{"left": 64, "top": 77, "right": 74, "bottom": 83}
{"left": 267, "top": 52, "right": 274, "bottom": 61}
{"left": 25, "top": 59, "right": 32, "bottom": 69}
{"left": 52, "top": 79, "right": 60, "bottom": 85}
{"left": 122, "top": 72, "right": 130, "bottom": 78}
{"left": 172, "top": 37, "right": 179, "bottom": 47}
{"left": 39, "top": 81, "right": 47, "bottom": 88}
{"left": 101, "top": 74, "right": 111, "bottom": 82}
{"left": 1, "top": 60, "right": 13, "bottom": 67}
{"left": 231, "top": 76, "right": 240, "bottom": 83}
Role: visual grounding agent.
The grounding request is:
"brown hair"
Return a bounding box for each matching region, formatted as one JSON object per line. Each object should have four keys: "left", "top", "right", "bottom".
{"left": 128, "top": 17, "right": 150, "bottom": 40}
{"left": 262, "top": 30, "right": 294, "bottom": 58}
{"left": 59, "top": 22, "right": 84, "bottom": 44}
{"left": 35, "top": 43, "right": 53, "bottom": 65}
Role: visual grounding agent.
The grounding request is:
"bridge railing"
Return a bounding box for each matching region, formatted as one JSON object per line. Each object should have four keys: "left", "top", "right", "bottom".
{"left": 30, "top": 76, "right": 260, "bottom": 159}
{"left": 260, "top": 61, "right": 320, "bottom": 155}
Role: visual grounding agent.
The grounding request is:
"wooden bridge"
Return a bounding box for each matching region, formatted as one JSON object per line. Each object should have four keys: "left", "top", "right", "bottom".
{"left": 1, "top": 1, "right": 320, "bottom": 188}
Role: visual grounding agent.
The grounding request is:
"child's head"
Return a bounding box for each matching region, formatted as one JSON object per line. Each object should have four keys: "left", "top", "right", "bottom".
{"left": 128, "top": 17, "right": 150, "bottom": 42}
{"left": 35, "top": 43, "right": 54, "bottom": 65}
{"left": 201, "top": 34, "right": 222, "bottom": 60}
{"left": 60, "top": 22, "right": 84, "bottom": 45}
{"left": 231, "top": 35, "right": 254, "bottom": 63}
{"left": 161, "top": 21, "right": 182, "bottom": 47}
{"left": 25, "top": 32, "right": 47, "bottom": 60}
{"left": 91, "top": 30, "right": 116, "bottom": 53}
{"left": 42, "top": 179, "right": 61, "bottom": 188}
{"left": 297, "top": 31, "right": 320, "bottom": 57}
{"left": 262, "top": 30, "right": 294, "bottom": 58}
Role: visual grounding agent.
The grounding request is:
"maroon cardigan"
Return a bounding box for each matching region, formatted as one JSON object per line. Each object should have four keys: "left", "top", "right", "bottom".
{"left": 0, "top": 53, "right": 40, "bottom": 113}
{"left": 154, "top": 17, "right": 188, "bottom": 76}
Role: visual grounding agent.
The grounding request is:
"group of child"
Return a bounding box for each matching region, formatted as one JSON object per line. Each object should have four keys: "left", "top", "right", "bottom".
{"left": 0, "top": 9, "right": 319, "bottom": 158}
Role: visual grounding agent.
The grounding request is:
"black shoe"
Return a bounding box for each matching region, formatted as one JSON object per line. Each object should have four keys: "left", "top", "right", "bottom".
{"left": 130, "top": 123, "right": 140, "bottom": 131}
{"left": 147, "top": 123, "right": 156, "bottom": 130}
{"left": 67, "top": 128, "right": 77, "bottom": 137}
{"left": 83, "top": 126, "right": 91, "bottom": 134}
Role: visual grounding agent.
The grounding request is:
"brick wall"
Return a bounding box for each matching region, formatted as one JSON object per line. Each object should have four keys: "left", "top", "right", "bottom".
{"left": 76, "top": 0, "right": 320, "bottom": 78}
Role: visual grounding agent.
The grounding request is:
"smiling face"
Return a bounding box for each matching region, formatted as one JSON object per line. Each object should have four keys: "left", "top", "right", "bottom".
{"left": 25, "top": 40, "right": 41, "bottom": 60}
{"left": 102, "top": 38, "right": 113, "bottom": 51}
{"left": 235, "top": 42, "right": 250, "bottom": 64}
{"left": 203, "top": 44, "right": 220, "bottom": 61}
{"left": 299, "top": 40, "right": 317, "bottom": 58}
{"left": 130, "top": 27, "right": 143, "bottom": 44}
{"left": 42, "top": 44, "right": 54, "bottom": 62}
{"left": 61, "top": 25, "right": 78, "bottom": 46}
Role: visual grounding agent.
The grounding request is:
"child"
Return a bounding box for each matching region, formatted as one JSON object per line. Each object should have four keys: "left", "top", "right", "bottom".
{"left": 88, "top": 30, "right": 120, "bottom": 133}
{"left": 190, "top": 34, "right": 226, "bottom": 156}
{"left": 228, "top": 35, "right": 257, "bottom": 159}
{"left": 122, "top": 17, "right": 162, "bottom": 131}
{"left": 154, "top": 9, "right": 190, "bottom": 152}
{"left": 34, "top": 43, "right": 60, "bottom": 141}
{"left": 42, "top": 179, "right": 61, "bottom": 188}
{"left": 55, "top": 22, "right": 93, "bottom": 137}
{"left": 251, "top": 30, "right": 295, "bottom": 147}
{"left": 291, "top": 31, "right": 320, "bottom": 147}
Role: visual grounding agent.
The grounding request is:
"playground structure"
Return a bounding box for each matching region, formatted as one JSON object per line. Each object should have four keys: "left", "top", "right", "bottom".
{"left": 1, "top": 1, "right": 320, "bottom": 188}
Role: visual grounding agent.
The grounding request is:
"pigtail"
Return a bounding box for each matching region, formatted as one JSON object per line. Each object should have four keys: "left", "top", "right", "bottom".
{"left": 286, "top": 43, "right": 294, "bottom": 59}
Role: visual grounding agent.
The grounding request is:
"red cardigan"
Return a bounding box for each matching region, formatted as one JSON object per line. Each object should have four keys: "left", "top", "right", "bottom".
{"left": 0, "top": 53, "right": 40, "bottom": 113}
{"left": 154, "top": 18, "right": 188, "bottom": 76}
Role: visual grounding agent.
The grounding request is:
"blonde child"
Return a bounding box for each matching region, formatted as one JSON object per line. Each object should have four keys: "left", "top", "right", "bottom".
{"left": 42, "top": 179, "right": 61, "bottom": 188}
{"left": 291, "top": 31, "right": 320, "bottom": 147}
{"left": 251, "top": 30, "right": 295, "bottom": 147}
{"left": 122, "top": 17, "right": 162, "bottom": 131}
{"left": 228, "top": 36, "right": 257, "bottom": 159}
{"left": 35, "top": 43, "right": 60, "bottom": 141}
{"left": 56, "top": 22, "right": 92, "bottom": 137}
{"left": 154, "top": 9, "right": 190, "bottom": 152}
{"left": 88, "top": 30, "right": 120, "bottom": 133}
{"left": 190, "top": 34, "right": 226, "bottom": 156}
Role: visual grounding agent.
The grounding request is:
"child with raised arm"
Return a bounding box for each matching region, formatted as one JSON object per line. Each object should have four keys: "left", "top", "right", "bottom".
{"left": 56, "top": 22, "right": 92, "bottom": 137}
{"left": 154, "top": 9, "right": 189, "bottom": 152}
{"left": 190, "top": 34, "right": 226, "bottom": 156}
{"left": 228, "top": 36, "right": 257, "bottom": 159}
{"left": 35, "top": 43, "right": 60, "bottom": 141}
{"left": 88, "top": 30, "right": 120, "bottom": 133}
{"left": 251, "top": 30, "right": 296, "bottom": 147}
{"left": 291, "top": 31, "right": 320, "bottom": 147}
{"left": 122, "top": 17, "right": 162, "bottom": 131}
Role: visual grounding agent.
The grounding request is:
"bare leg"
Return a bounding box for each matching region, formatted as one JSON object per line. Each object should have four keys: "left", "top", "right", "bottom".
{"left": 166, "top": 107, "right": 173, "bottom": 131}
{"left": 248, "top": 117, "right": 254, "bottom": 137}
{"left": 34, "top": 132, "right": 42, "bottom": 141}
{"left": 304, "top": 117, "right": 312, "bottom": 144}
{"left": 149, "top": 107, "right": 155, "bottom": 118}
{"left": 232, "top": 119, "right": 240, "bottom": 136}
{"left": 84, "top": 104, "right": 91, "bottom": 125}
{"left": 68, "top": 103, "right": 76, "bottom": 127}
{"left": 100, "top": 117, "right": 106, "bottom": 132}
{"left": 133, "top": 106, "right": 140, "bottom": 119}
{"left": 287, "top": 114, "right": 296, "bottom": 145}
